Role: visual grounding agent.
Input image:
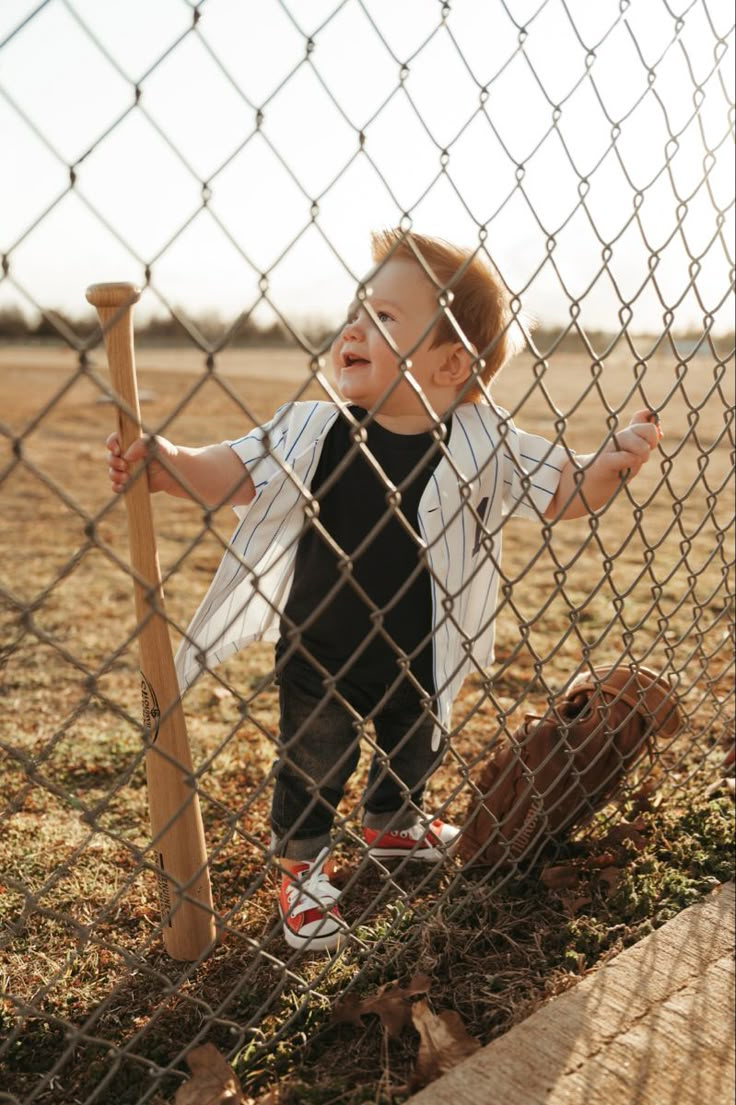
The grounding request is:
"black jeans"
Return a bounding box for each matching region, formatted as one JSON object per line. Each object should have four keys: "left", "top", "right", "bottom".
{"left": 271, "top": 658, "right": 442, "bottom": 860}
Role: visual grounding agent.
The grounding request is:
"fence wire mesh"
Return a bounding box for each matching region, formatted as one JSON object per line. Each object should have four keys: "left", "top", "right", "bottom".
{"left": 1, "top": 1, "right": 734, "bottom": 1103}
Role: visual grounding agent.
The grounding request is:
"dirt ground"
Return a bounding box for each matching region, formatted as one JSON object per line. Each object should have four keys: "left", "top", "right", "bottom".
{"left": 0, "top": 338, "right": 733, "bottom": 1103}
{"left": 2, "top": 338, "right": 732, "bottom": 738}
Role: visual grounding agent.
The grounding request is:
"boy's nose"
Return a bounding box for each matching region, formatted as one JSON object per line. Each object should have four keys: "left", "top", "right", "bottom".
{"left": 342, "top": 315, "right": 365, "bottom": 340}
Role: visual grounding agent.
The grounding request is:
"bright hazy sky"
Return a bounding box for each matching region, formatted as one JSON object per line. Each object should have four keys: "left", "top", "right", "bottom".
{"left": 1, "top": 0, "right": 734, "bottom": 337}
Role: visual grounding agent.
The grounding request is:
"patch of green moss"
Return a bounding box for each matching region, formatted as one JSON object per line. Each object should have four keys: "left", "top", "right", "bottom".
{"left": 553, "top": 798, "right": 734, "bottom": 969}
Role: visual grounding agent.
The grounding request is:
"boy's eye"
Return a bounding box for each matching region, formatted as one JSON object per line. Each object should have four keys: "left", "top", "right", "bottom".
{"left": 376, "top": 310, "right": 393, "bottom": 323}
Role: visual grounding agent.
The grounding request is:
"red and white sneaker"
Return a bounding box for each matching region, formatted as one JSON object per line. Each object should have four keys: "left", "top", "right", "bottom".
{"left": 278, "top": 848, "right": 346, "bottom": 952}
{"left": 363, "top": 818, "right": 460, "bottom": 862}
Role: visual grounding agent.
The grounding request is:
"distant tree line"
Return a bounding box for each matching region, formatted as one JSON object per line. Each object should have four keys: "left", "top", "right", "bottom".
{"left": 527, "top": 327, "right": 734, "bottom": 358}
{"left": 0, "top": 306, "right": 311, "bottom": 346}
{"left": 0, "top": 305, "right": 731, "bottom": 356}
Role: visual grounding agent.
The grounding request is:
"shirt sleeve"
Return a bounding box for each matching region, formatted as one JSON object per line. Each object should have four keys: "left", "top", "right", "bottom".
{"left": 498, "top": 407, "right": 569, "bottom": 520}
{"left": 226, "top": 402, "right": 293, "bottom": 518}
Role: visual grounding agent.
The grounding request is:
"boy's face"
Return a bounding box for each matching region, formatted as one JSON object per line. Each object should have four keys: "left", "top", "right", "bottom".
{"left": 331, "top": 258, "right": 451, "bottom": 418}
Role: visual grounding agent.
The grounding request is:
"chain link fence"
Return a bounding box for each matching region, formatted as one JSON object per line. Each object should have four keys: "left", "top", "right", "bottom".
{"left": 1, "top": 1, "right": 734, "bottom": 1102}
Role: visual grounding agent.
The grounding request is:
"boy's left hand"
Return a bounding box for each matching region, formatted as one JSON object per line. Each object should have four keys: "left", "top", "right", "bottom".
{"left": 547, "top": 409, "right": 663, "bottom": 519}
{"left": 601, "top": 409, "right": 662, "bottom": 482}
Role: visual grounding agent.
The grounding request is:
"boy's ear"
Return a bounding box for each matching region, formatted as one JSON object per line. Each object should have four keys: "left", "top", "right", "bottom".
{"left": 434, "top": 343, "right": 473, "bottom": 388}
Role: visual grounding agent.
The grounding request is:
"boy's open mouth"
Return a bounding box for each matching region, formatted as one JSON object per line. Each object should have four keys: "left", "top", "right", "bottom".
{"left": 343, "top": 353, "right": 369, "bottom": 367}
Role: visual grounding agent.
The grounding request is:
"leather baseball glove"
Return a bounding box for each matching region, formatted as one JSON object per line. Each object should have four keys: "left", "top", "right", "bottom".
{"left": 455, "top": 665, "right": 682, "bottom": 868}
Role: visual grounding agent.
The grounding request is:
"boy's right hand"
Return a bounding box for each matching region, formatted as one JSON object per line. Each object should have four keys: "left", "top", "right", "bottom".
{"left": 106, "top": 432, "right": 181, "bottom": 496}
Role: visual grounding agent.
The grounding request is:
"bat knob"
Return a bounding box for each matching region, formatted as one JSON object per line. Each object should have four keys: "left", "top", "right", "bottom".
{"left": 86, "top": 282, "right": 142, "bottom": 309}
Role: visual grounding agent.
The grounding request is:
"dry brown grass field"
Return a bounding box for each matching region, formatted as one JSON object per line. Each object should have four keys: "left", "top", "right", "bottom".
{"left": 1, "top": 340, "right": 734, "bottom": 1104}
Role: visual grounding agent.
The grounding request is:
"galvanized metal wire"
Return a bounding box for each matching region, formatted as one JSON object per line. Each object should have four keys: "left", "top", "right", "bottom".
{"left": 1, "top": 1, "right": 734, "bottom": 1102}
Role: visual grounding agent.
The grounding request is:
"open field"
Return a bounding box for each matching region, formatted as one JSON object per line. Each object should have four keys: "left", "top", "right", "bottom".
{"left": 1, "top": 340, "right": 734, "bottom": 1104}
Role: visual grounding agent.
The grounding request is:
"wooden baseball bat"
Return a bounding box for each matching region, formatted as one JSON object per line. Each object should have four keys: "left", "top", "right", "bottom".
{"left": 87, "top": 282, "right": 216, "bottom": 961}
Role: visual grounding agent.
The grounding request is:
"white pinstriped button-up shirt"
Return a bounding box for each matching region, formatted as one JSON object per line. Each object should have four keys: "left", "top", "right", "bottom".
{"left": 175, "top": 400, "right": 567, "bottom": 748}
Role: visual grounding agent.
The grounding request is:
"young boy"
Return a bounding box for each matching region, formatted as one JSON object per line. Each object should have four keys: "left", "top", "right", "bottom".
{"left": 106, "top": 230, "right": 661, "bottom": 952}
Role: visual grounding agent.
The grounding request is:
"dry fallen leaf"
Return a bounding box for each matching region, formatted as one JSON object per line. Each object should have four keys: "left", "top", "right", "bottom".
{"left": 598, "top": 866, "right": 623, "bottom": 895}
{"left": 331, "top": 975, "right": 481, "bottom": 1090}
{"left": 584, "top": 851, "right": 618, "bottom": 870}
{"left": 629, "top": 778, "right": 663, "bottom": 815}
{"left": 174, "top": 1044, "right": 246, "bottom": 1105}
{"left": 541, "top": 864, "right": 580, "bottom": 890}
{"left": 566, "top": 894, "right": 593, "bottom": 915}
{"left": 331, "top": 992, "right": 365, "bottom": 1028}
{"left": 410, "top": 999, "right": 481, "bottom": 1090}
{"left": 332, "top": 974, "right": 431, "bottom": 1038}
{"left": 602, "top": 817, "right": 647, "bottom": 851}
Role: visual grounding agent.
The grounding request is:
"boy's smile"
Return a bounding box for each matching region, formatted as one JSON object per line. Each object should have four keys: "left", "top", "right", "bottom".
{"left": 331, "top": 258, "right": 467, "bottom": 431}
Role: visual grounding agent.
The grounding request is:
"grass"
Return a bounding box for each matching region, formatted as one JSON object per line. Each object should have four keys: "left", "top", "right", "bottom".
{"left": 6, "top": 796, "right": 730, "bottom": 1105}
{"left": 1, "top": 344, "right": 734, "bottom": 1103}
{"left": 230, "top": 796, "right": 735, "bottom": 1104}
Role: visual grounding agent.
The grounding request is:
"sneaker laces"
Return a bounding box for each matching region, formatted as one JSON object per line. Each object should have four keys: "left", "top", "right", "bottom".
{"left": 394, "top": 819, "right": 446, "bottom": 842}
{"left": 286, "top": 848, "right": 341, "bottom": 919}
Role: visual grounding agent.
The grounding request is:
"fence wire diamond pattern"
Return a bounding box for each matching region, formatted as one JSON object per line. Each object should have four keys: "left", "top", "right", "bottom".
{"left": 1, "top": 2, "right": 734, "bottom": 1103}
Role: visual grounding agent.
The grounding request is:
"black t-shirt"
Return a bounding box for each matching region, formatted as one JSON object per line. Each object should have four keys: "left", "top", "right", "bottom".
{"left": 280, "top": 406, "right": 449, "bottom": 699}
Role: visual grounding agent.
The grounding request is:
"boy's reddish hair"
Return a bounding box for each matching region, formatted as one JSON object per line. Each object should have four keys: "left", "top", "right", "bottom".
{"left": 370, "top": 228, "right": 516, "bottom": 402}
